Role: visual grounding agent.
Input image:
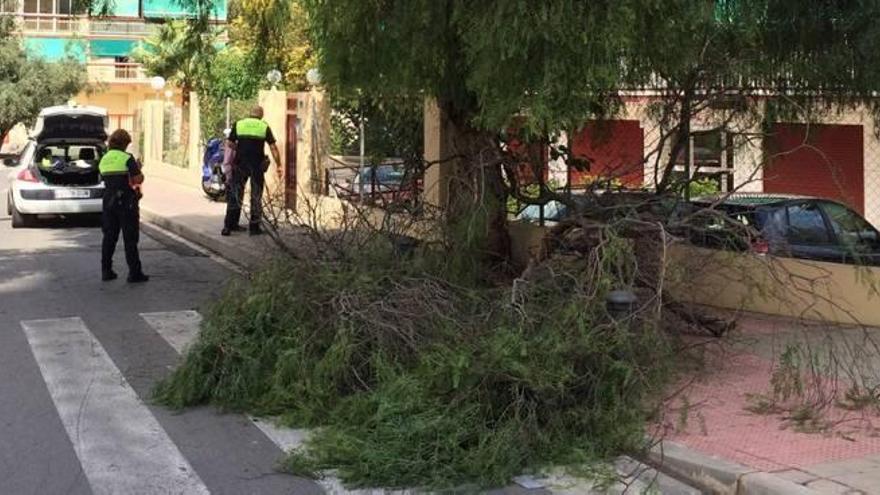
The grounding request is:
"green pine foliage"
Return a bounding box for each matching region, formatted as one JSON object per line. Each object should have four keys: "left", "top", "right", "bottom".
{"left": 154, "top": 221, "right": 675, "bottom": 489}
{"left": 304, "top": 0, "right": 880, "bottom": 134}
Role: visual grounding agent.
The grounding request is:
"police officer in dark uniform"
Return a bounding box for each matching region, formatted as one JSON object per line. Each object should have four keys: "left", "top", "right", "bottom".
{"left": 99, "top": 129, "right": 149, "bottom": 283}
{"left": 222, "top": 106, "right": 282, "bottom": 236}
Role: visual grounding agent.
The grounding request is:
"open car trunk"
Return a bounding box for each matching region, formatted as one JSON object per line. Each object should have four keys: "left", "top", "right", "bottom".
{"left": 32, "top": 110, "right": 108, "bottom": 142}
{"left": 35, "top": 142, "right": 104, "bottom": 186}
{"left": 29, "top": 106, "right": 110, "bottom": 186}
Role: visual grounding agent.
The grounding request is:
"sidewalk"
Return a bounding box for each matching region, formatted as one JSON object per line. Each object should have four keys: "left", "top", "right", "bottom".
{"left": 657, "top": 312, "right": 880, "bottom": 494}
{"left": 139, "top": 176, "right": 301, "bottom": 270}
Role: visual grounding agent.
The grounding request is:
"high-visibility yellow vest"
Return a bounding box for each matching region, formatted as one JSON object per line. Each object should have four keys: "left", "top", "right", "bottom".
{"left": 235, "top": 118, "right": 269, "bottom": 139}
{"left": 99, "top": 149, "right": 131, "bottom": 176}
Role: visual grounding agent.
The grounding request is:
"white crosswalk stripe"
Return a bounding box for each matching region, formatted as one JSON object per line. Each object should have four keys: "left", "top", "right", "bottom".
{"left": 140, "top": 311, "right": 314, "bottom": 462}
{"left": 140, "top": 310, "right": 411, "bottom": 495}
{"left": 141, "top": 310, "right": 311, "bottom": 453}
{"left": 140, "top": 310, "right": 203, "bottom": 355}
{"left": 21, "top": 317, "right": 210, "bottom": 495}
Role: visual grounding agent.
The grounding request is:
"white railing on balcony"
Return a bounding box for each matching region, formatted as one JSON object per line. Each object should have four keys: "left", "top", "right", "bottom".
{"left": 87, "top": 62, "right": 148, "bottom": 83}
{"left": 89, "top": 19, "right": 156, "bottom": 37}
{"left": 18, "top": 13, "right": 159, "bottom": 37}
{"left": 20, "top": 13, "right": 87, "bottom": 34}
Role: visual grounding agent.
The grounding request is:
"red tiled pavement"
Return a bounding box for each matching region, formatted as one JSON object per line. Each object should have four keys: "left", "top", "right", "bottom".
{"left": 661, "top": 348, "right": 880, "bottom": 472}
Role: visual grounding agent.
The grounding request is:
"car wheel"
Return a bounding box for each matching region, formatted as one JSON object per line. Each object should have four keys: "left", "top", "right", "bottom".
{"left": 10, "top": 199, "right": 34, "bottom": 229}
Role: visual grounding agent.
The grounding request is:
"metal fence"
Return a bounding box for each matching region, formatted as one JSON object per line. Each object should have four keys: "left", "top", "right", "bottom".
{"left": 508, "top": 119, "right": 880, "bottom": 230}
{"left": 324, "top": 156, "right": 423, "bottom": 208}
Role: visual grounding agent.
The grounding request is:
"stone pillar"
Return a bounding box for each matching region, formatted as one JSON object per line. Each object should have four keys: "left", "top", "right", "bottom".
{"left": 290, "top": 89, "right": 330, "bottom": 197}
{"left": 187, "top": 94, "right": 201, "bottom": 170}
{"left": 259, "top": 89, "right": 288, "bottom": 190}
{"left": 141, "top": 99, "right": 165, "bottom": 167}
{"left": 423, "top": 98, "right": 457, "bottom": 209}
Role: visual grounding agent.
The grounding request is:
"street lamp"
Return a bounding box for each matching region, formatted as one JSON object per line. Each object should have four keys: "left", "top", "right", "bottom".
{"left": 267, "top": 69, "right": 282, "bottom": 90}
{"left": 306, "top": 68, "right": 321, "bottom": 87}
{"left": 150, "top": 76, "right": 166, "bottom": 98}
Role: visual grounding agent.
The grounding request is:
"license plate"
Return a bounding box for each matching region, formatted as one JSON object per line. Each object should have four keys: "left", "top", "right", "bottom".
{"left": 55, "top": 189, "right": 91, "bottom": 199}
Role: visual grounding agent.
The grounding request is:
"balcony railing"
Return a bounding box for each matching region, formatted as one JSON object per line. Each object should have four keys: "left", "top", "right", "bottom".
{"left": 89, "top": 18, "right": 156, "bottom": 37}
{"left": 87, "top": 62, "right": 148, "bottom": 83}
{"left": 20, "top": 13, "right": 87, "bottom": 34}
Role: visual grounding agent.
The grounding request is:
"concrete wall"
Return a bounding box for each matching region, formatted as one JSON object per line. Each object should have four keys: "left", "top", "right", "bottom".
{"left": 506, "top": 220, "right": 880, "bottom": 328}
{"left": 139, "top": 97, "right": 203, "bottom": 188}
{"left": 667, "top": 245, "right": 880, "bottom": 327}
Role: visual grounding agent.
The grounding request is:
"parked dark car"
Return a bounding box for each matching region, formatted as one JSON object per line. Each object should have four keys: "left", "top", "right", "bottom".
{"left": 330, "top": 163, "right": 420, "bottom": 203}
{"left": 672, "top": 194, "right": 880, "bottom": 266}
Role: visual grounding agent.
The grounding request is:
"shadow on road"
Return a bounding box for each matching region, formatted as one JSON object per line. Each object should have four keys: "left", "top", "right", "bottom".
{"left": 10, "top": 213, "right": 103, "bottom": 229}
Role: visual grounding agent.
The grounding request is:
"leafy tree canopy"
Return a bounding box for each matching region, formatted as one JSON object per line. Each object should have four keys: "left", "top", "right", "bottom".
{"left": 132, "top": 19, "right": 217, "bottom": 97}
{"left": 0, "top": 17, "right": 87, "bottom": 141}
{"left": 228, "top": 0, "right": 315, "bottom": 91}
{"left": 304, "top": 0, "right": 880, "bottom": 133}
{"left": 199, "top": 47, "right": 261, "bottom": 139}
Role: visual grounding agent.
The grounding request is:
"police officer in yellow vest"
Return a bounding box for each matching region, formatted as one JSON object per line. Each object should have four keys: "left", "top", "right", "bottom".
{"left": 99, "top": 129, "right": 148, "bottom": 283}
{"left": 222, "top": 106, "right": 282, "bottom": 236}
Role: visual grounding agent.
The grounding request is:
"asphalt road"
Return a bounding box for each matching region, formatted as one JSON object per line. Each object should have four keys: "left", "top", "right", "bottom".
{"left": 0, "top": 169, "right": 325, "bottom": 495}
{"left": 0, "top": 170, "right": 649, "bottom": 495}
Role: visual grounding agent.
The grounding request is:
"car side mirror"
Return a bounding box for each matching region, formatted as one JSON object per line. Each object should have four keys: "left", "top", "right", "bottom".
{"left": 2, "top": 157, "right": 18, "bottom": 167}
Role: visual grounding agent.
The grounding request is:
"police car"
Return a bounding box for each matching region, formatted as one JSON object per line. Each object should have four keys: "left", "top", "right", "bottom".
{"left": 5, "top": 105, "right": 108, "bottom": 228}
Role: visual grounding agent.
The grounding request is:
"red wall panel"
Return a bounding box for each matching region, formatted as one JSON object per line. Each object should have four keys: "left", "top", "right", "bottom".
{"left": 506, "top": 131, "right": 548, "bottom": 185}
{"left": 570, "top": 120, "right": 644, "bottom": 187}
{"left": 764, "top": 124, "right": 864, "bottom": 213}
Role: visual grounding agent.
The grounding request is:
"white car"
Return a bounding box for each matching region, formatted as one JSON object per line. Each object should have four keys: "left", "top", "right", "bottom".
{"left": 5, "top": 105, "right": 109, "bottom": 228}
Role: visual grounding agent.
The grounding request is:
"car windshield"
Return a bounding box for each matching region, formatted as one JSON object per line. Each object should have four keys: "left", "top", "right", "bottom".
{"left": 786, "top": 202, "right": 832, "bottom": 245}
{"left": 36, "top": 144, "right": 101, "bottom": 165}
{"left": 360, "top": 166, "right": 406, "bottom": 185}
{"left": 820, "top": 201, "right": 880, "bottom": 250}
{"left": 516, "top": 201, "right": 567, "bottom": 222}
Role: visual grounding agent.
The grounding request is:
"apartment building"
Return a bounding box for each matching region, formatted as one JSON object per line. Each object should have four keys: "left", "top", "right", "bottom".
{"left": 1, "top": 0, "right": 227, "bottom": 131}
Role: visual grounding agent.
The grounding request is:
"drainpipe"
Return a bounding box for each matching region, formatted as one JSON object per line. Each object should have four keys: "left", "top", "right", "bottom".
{"left": 358, "top": 115, "right": 365, "bottom": 202}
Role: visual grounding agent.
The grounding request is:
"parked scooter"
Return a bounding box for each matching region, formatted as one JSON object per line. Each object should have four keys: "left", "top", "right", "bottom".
{"left": 201, "top": 135, "right": 227, "bottom": 201}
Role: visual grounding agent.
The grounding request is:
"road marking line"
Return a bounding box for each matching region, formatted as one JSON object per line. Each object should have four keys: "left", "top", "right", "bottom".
{"left": 140, "top": 310, "right": 203, "bottom": 355}
{"left": 140, "top": 311, "right": 312, "bottom": 452}
{"left": 248, "top": 416, "right": 310, "bottom": 452}
{"left": 141, "top": 220, "right": 245, "bottom": 275}
{"left": 141, "top": 310, "right": 407, "bottom": 494}
{"left": 21, "top": 317, "right": 210, "bottom": 495}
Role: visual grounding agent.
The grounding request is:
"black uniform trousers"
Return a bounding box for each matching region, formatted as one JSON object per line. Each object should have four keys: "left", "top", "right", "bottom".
{"left": 101, "top": 189, "right": 143, "bottom": 275}
{"left": 224, "top": 163, "right": 265, "bottom": 231}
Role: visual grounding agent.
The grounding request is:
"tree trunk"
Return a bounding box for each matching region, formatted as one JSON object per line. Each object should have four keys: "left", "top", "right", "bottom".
{"left": 438, "top": 101, "right": 511, "bottom": 265}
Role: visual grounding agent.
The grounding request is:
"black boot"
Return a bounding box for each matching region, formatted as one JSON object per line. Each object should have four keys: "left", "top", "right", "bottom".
{"left": 102, "top": 270, "right": 118, "bottom": 281}
{"left": 127, "top": 272, "right": 150, "bottom": 283}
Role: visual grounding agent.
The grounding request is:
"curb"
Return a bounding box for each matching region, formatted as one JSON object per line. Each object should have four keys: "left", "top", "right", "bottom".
{"left": 647, "top": 441, "right": 819, "bottom": 495}
{"left": 140, "top": 206, "right": 255, "bottom": 270}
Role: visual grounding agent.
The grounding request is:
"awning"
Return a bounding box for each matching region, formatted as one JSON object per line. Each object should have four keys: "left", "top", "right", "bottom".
{"left": 89, "top": 39, "right": 139, "bottom": 58}
{"left": 143, "top": 0, "right": 227, "bottom": 19}
{"left": 24, "top": 38, "right": 86, "bottom": 62}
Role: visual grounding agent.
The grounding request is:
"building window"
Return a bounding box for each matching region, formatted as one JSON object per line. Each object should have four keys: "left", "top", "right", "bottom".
{"left": 0, "top": 0, "right": 19, "bottom": 13}
{"left": 23, "top": 0, "right": 76, "bottom": 14}
{"left": 114, "top": 56, "right": 135, "bottom": 79}
{"left": 672, "top": 129, "right": 735, "bottom": 192}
